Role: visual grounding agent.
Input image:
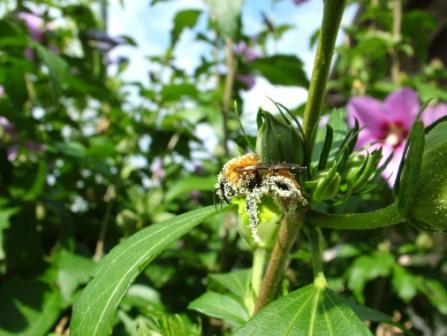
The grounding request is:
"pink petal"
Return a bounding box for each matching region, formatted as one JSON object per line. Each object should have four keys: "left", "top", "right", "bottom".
{"left": 422, "top": 103, "right": 447, "bottom": 126}
{"left": 7, "top": 144, "right": 19, "bottom": 161}
{"left": 18, "top": 12, "right": 44, "bottom": 42}
{"left": 237, "top": 74, "right": 256, "bottom": 90}
{"left": 347, "top": 96, "right": 387, "bottom": 138}
{"left": 384, "top": 88, "right": 419, "bottom": 129}
{"left": 380, "top": 143, "right": 405, "bottom": 188}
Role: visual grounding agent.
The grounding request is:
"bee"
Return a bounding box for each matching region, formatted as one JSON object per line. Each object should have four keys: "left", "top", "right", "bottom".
{"left": 215, "top": 154, "right": 307, "bottom": 243}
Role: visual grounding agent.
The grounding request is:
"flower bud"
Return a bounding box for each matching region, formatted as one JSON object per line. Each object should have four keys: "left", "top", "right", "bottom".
{"left": 255, "top": 110, "right": 304, "bottom": 164}
{"left": 342, "top": 149, "right": 382, "bottom": 190}
{"left": 409, "top": 121, "right": 447, "bottom": 232}
{"left": 233, "top": 196, "right": 282, "bottom": 250}
{"left": 309, "top": 165, "right": 341, "bottom": 202}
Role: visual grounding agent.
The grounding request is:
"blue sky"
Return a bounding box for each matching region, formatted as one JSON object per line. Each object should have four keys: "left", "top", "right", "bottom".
{"left": 109, "top": 0, "right": 357, "bottom": 114}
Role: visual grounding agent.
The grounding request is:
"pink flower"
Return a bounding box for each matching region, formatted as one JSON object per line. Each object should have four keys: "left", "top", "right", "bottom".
{"left": 293, "top": 0, "right": 309, "bottom": 5}
{"left": 347, "top": 88, "right": 447, "bottom": 187}
{"left": 0, "top": 116, "right": 44, "bottom": 161}
{"left": 234, "top": 41, "right": 259, "bottom": 63}
{"left": 236, "top": 74, "right": 256, "bottom": 90}
{"left": 18, "top": 11, "right": 45, "bottom": 42}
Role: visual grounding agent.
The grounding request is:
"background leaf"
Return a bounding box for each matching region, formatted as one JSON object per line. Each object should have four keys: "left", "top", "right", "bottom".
{"left": 188, "top": 291, "right": 248, "bottom": 327}
{"left": 251, "top": 55, "right": 309, "bottom": 87}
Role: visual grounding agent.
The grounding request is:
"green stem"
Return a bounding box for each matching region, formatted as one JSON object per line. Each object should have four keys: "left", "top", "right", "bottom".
{"left": 308, "top": 203, "right": 404, "bottom": 230}
{"left": 251, "top": 248, "right": 267, "bottom": 298}
{"left": 304, "top": 226, "right": 324, "bottom": 278}
{"left": 254, "top": 210, "right": 304, "bottom": 313}
{"left": 302, "top": 0, "right": 347, "bottom": 160}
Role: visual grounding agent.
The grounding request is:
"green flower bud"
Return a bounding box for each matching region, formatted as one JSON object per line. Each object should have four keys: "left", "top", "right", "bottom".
{"left": 410, "top": 121, "right": 447, "bottom": 231}
{"left": 255, "top": 110, "right": 304, "bottom": 164}
{"left": 309, "top": 165, "right": 341, "bottom": 202}
{"left": 233, "top": 196, "right": 282, "bottom": 250}
{"left": 342, "top": 149, "right": 382, "bottom": 190}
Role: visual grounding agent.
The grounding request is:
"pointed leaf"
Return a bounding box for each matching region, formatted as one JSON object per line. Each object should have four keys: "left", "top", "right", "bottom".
{"left": 396, "top": 120, "right": 425, "bottom": 216}
{"left": 188, "top": 291, "right": 248, "bottom": 327}
{"left": 208, "top": 269, "right": 251, "bottom": 298}
{"left": 251, "top": 55, "right": 309, "bottom": 87}
{"left": 70, "top": 205, "right": 230, "bottom": 336}
{"left": 234, "top": 284, "right": 372, "bottom": 335}
{"left": 170, "top": 9, "right": 201, "bottom": 46}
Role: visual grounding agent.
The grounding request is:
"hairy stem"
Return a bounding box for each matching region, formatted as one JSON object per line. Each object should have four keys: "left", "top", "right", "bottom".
{"left": 302, "top": 0, "right": 347, "bottom": 159}
{"left": 251, "top": 248, "right": 267, "bottom": 299}
{"left": 308, "top": 203, "right": 404, "bottom": 230}
{"left": 254, "top": 210, "right": 304, "bottom": 313}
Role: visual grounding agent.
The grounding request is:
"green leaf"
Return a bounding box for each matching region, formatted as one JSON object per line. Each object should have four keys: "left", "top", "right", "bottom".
{"left": 23, "top": 161, "right": 47, "bottom": 201}
{"left": 165, "top": 176, "right": 216, "bottom": 202}
{"left": 234, "top": 284, "right": 372, "bottom": 335}
{"left": 251, "top": 55, "right": 309, "bottom": 87}
{"left": 206, "top": 0, "right": 242, "bottom": 38}
{"left": 0, "top": 207, "right": 19, "bottom": 260}
{"left": 0, "top": 278, "right": 63, "bottom": 336}
{"left": 171, "top": 9, "right": 201, "bottom": 46}
{"left": 70, "top": 205, "right": 230, "bottom": 336}
{"left": 348, "top": 252, "right": 394, "bottom": 303}
{"left": 396, "top": 120, "right": 424, "bottom": 216}
{"left": 34, "top": 44, "right": 68, "bottom": 96}
{"left": 188, "top": 291, "right": 248, "bottom": 328}
{"left": 161, "top": 83, "right": 198, "bottom": 102}
{"left": 208, "top": 269, "right": 251, "bottom": 298}
{"left": 55, "top": 250, "right": 96, "bottom": 303}
{"left": 418, "top": 278, "right": 447, "bottom": 314}
{"left": 347, "top": 301, "right": 392, "bottom": 323}
{"left": 391, "top": 266, "right": 418, "bottom": 302}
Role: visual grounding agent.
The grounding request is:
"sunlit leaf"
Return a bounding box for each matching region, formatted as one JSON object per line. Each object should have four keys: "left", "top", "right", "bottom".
{"left": 234, "top": 284, "right": 372, "bottom": 335}
{"left": 70, "top": 205, "right": 230, "bottom": 336}
{"left": 188, "top": 291, "right": 248, "bottom": 328}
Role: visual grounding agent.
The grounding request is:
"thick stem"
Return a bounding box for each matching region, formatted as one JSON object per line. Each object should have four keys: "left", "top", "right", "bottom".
{"left": 302, "top": 0, "right": 347, "bottom": 160}
{"left": 251, "top": 248, "right": 267, "bottom": 298}
{"left": 308, "top": 203, "right": 404, "bottom": 230}
{"left": 254, "top": 210, "right": 304, "bottom": 313}
{"left": 391, "top": 0, "right": 402, "bottom": 83}
{"left": 305, "top": 226, "right": 324, "bottom": 278}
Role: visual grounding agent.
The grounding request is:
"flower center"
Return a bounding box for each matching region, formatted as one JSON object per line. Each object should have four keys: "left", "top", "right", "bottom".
{"left": 381, "top": 121, "right": 407, "bottom": 147}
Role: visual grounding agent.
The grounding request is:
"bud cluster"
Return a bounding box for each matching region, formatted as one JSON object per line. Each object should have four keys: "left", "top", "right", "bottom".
{"left": 306, "top": 121, "right": 383, "bottom": 204}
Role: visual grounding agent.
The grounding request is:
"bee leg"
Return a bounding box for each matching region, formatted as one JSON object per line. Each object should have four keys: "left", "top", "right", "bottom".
{"left": 245, "top": 191, "right": 262, "bottom": 243}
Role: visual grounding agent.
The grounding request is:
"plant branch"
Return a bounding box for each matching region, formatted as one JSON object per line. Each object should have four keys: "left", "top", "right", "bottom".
{"left": 391, "top": 0, "right": 402, "bottom": 83}
{"left": 308, "top": 203, "right": 404, "bottom": 230}
{"left": 254, "top": 210, "right": 304, "bottom": 313}
{"left": 302, "top": 0, "right": 347, "bottom": 159}
{"left": 222, "top": 37, "right": 236, "bottom": 156}
{"left": 304, "top": 226, "right": 324, "bottom": 278}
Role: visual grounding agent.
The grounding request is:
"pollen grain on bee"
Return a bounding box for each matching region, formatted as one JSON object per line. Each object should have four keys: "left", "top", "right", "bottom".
{"left": 215, "top": 153, "right": 307, "bottom": 242}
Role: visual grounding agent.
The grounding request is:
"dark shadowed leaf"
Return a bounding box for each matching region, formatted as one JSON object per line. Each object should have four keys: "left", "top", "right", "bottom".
{"left": 0, "top": 278, "right": 63, "bottom": 336}
{"left": 251, "top": 55, "right": 309, "bottom": 87}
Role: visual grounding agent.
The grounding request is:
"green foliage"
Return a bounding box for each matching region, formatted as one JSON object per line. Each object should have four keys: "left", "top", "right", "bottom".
{"left": 70, "top": 205, "right": 228, "bottom": 336}
{"left": 251, "top": 55, "right": 309, "bottom": 87}
{"left": 234, "top": 282, "right": 372, "bottom": 336}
